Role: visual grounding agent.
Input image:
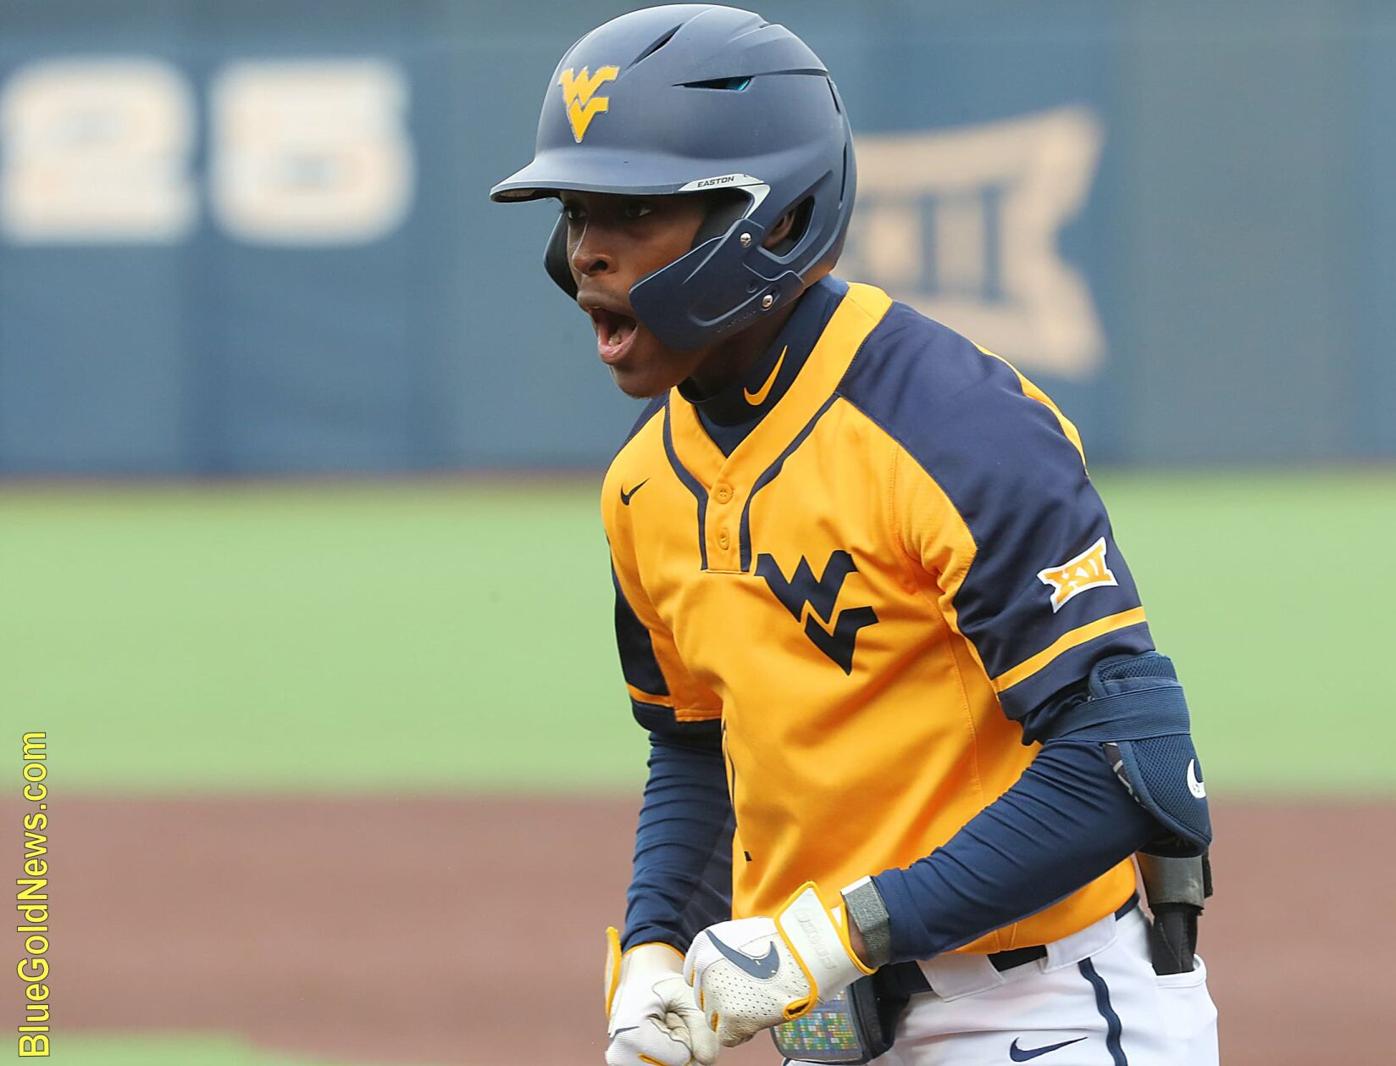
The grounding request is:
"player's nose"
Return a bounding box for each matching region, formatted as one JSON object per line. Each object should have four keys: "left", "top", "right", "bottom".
{"left": 570, "top": 223, "right": 614, "bottom": 278}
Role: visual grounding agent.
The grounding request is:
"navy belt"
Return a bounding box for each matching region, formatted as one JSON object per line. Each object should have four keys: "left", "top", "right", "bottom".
{"left": 882, "top": 896, "right": 1139, "bottom": 997}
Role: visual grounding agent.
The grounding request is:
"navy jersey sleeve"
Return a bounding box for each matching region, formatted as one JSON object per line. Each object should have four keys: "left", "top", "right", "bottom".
{"left": 623, "top": 730, "right": 734, "bottom": 952}
{"left": 839, "top": 303, "right": 1152, "bottom": 720}
{"left": 870, "top": 737, "right": 1155, "bottom": 961}
{"left": 611, "top": 565, "right": 726, "bottom": 733}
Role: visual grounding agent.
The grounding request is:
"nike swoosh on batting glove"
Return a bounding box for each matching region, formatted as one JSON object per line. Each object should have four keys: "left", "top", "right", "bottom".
{"left": 682, "top": 883, "right": 874, "bottom": 1047}
{"left": 604, "top": 928, "right": 719, "bottom": 1066}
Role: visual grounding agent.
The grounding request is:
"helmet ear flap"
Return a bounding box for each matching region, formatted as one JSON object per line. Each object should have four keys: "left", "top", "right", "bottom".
{"left": 691, "top": 190, "right": 749, "bottom": 248}
{"left": 544, "top": 214, "right": 577, "bottom": 298}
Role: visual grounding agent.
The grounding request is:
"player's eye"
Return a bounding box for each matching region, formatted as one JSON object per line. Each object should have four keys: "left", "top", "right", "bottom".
{"left": 621, "top": 201, "right": 653, "bottom": 221}
{"left": 560, "top": 202, "right": 585, "bottom": 223}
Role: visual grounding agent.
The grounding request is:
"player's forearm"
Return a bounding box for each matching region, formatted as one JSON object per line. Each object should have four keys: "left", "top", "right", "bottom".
{"left": 623, "top": 733, "right": 734, "bottom": 953}
{"left": 859, "top": 739, "right": 1155, "bottom": 965}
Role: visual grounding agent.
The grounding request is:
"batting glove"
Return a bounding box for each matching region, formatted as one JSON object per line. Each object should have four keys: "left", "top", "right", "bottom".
{"left": 682, "top": 883, "right": 874, "bottom": 1047}
{"left": 604, "top": 927, "right": 719, "bottom": 1066}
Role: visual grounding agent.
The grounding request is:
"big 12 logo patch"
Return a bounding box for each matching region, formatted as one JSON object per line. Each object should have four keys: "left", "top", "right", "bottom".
{"left": 755, "top": 551, "right": 878, "bottom": 674}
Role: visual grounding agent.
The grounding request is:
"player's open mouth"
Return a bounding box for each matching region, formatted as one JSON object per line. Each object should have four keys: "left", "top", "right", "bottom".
{"left": 590, "top": 307, "right": 639, "bottom": 365}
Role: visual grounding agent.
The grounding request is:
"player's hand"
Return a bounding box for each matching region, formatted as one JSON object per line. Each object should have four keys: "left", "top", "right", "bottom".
{"left": 604, "top": 928, "right": 719, "bottom": 1066}
{"left": 683, "top": 883, "right": 873, "bottom": 1047}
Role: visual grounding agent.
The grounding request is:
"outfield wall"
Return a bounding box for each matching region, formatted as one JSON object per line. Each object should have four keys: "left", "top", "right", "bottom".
{"left": 0, "top": 0, "right": 1391, "bottom": 474}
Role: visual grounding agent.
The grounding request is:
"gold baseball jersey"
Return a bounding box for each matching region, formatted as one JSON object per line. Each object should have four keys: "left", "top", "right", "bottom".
{"left": 603, "top": 279, "right": 1149, "bottom": 956}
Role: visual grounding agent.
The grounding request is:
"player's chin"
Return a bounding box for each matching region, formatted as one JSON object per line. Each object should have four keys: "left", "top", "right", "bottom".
{"left": 608, "top": 366, "right": 661, "bottom": 398}
{"left": 608, "top": 364, "right": 674, "bottom": 399}
{"left": 607, "top": 337, "right": 686, "bottom": 398}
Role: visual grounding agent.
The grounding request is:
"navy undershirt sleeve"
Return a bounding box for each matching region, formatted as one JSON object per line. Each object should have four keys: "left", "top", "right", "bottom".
{"left": 871, "top": 739, "right": 1156, "bottom": 963}
{"left": 622, "top": 729, "right": 734, "bottom": 953}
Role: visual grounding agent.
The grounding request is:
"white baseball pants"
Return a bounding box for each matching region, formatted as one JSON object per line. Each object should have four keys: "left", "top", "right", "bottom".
{"left": 787, "top": 906, "right": 1218, "bottom": 1065}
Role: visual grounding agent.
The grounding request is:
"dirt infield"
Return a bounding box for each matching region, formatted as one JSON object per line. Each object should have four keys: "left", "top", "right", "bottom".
{"left": 7, "top": 794, "right": 1390, "bottom": 1065}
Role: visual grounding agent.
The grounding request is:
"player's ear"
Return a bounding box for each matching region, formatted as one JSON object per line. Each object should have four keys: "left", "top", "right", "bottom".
{"left": 763, "top": 197, "right": 817, "bottom": 257}
{"left": 763, "top": 208, "right": 798, "bottom": 249}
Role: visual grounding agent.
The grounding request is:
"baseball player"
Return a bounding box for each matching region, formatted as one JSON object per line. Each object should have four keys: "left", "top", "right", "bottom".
{"left": 492, "top": 6, "right": 1219, "bottom": 1065}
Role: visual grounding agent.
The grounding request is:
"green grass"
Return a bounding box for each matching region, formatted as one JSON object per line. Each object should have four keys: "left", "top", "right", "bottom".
{"left": 0, "top": 470, "right": 1391, "bottom": 795}
{"left": 47, "top": 1033, "right": 396, "bottom": 1066}
{"left": 1099, "top": 470, "right": 1394, "bottom": 793}
{"left": 0, "top": 480, "right": 641, "bottom": 791}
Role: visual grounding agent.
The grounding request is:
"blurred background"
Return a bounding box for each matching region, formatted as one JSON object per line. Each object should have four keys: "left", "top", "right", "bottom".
{"left": 0, "top": 1, "right": 1392, "bottom": 1064}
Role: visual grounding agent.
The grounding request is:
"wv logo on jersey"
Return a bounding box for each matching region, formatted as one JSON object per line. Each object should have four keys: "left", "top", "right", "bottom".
{"left": 559, "top": 66, "right": 619, "bottom": 142}
{"left": 1037, "top": 536, "right": 1118, "bottom": 613}
{"left": 756, "top": 551, "right": 878, "bottom": 674}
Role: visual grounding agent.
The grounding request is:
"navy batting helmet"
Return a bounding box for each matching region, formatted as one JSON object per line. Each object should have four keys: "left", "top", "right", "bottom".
{"left": 490, "top": 4, "right": 856, "bottom": 350}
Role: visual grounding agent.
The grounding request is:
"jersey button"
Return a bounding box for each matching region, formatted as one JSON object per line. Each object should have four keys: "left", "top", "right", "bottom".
{"left": 714, "top": 484, "right": 733, "bottom": 504}
{"left": 717, "top": 529, "right": 731, "bottom": 550}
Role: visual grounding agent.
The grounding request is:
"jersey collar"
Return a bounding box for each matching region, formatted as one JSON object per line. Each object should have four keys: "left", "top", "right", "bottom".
{"left": 680, "top": 276, "right": 847, "bottom": 440}
{"left": 662, "top": 280, "right": 894, "bottom": 573}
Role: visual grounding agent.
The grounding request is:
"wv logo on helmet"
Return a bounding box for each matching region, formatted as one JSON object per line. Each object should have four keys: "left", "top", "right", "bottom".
{"left": 756, "top": 551, "right": 878, "bottom": 674}
{"left": 559, "top": 66, "right": 619, "bottom": 142}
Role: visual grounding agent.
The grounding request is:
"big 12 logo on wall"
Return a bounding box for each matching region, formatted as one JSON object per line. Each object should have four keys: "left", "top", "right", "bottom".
{"left": 841, "top": 107, "right": 1105, "bottom": 381}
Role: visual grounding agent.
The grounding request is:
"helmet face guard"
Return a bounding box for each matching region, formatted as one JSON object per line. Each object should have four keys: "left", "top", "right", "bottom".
{"left": 490, "top": 4, "right": 857, "bottom": 351}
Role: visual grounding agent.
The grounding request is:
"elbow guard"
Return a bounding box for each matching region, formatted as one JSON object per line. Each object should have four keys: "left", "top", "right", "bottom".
{"left": 1056, "top": 652, "right": 1212, "bottom": 854}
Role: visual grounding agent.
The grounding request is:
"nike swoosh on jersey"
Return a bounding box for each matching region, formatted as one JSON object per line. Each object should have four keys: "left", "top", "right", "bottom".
{"left": 743, "top": 346, "right": 787, "bottom": 406}
{"left": 1009, "top": 1036, "right": 1087, "bottom": 1061}
{"left": 706, "top": 930, "right": 780, "bottom": 980}
{"left": 620, "top": 479, "right": 649, "bottom": 505}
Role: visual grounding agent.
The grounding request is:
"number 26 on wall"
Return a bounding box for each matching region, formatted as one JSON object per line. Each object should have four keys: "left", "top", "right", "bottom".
{"left": 0, "top": 57, "right": 414, "bottom": 244}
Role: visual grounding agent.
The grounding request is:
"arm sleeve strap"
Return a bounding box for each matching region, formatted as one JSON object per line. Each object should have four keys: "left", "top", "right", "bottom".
{"left": 1048, "top": 652, "right": 1212, "bottom": 854}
